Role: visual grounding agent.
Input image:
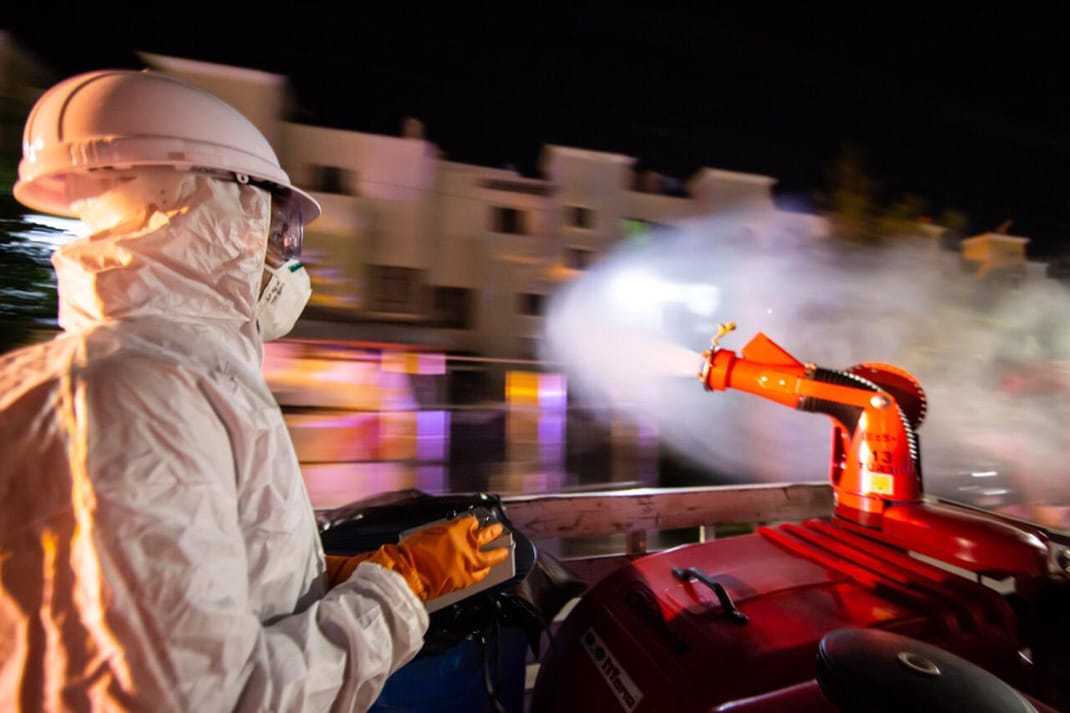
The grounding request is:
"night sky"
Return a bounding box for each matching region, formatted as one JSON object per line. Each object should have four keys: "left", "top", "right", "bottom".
{"left": 5, "top": 6, "right": 1066, "bottom": 254}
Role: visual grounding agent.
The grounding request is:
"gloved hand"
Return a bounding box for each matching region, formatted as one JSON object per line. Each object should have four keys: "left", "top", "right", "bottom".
{"left": 326, "top": 553, "right": 374, "bottom": 587}
{"left": 332, "top": 515, "right": 509, "bottom": 600}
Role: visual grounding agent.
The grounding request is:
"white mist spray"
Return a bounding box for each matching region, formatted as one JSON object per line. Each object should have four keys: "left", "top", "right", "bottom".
{"left": 541, "top": 208, "right": 1070, "bottom": 520}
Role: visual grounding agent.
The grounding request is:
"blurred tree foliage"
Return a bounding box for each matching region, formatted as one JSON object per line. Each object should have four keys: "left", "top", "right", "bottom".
{"left": 816, "top": 145, "right": 880, "bottom": 243}
{"left": 1, "top": 88, "right": 59, "bottom": 354}
{"left": 816, "top": 145, "right": 970, "bottom": 245}
{"left": 0, "top": 193, "right": 60, "bottom": 353}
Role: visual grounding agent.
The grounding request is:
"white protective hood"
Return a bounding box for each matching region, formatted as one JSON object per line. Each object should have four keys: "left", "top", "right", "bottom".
{"left": 0, "top": 175, "right": 427, "bottom": 712}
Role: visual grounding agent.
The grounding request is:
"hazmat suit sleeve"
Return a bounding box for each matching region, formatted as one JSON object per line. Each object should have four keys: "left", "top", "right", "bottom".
{"left": 77, "top": 356, "right": 427, "bottom": 712}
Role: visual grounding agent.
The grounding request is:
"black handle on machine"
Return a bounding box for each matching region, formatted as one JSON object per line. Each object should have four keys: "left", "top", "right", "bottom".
{"left": 671, "top": 567, "right": 749, "bottom": 626}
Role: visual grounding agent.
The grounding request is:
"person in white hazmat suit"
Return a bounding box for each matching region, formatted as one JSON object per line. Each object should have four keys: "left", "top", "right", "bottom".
{"left": 0, "top": 70, "right": 508, "bottom": 712}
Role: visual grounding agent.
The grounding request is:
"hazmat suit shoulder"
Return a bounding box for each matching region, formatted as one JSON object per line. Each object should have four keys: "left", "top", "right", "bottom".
{"left": 0, "top": 176, "right": 426, "bottom": 712}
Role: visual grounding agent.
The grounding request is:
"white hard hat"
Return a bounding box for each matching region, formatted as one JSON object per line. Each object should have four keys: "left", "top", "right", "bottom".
{"left": 14, "top": 69, "right": 320, "bottom": 222}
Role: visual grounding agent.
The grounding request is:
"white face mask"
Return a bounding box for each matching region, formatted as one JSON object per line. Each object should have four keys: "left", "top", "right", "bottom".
{"left": 256, "top": 258, "right": 311, "bottom": 341}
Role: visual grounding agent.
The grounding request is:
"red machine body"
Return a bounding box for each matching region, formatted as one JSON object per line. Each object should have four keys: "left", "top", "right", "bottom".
{"left": 530, "top": 521, "right": 1027, "bottom": 712}
{"left": 711, "top": 680, "right": 1059, "bottom": 713}
{"left": 709, "top": 626, "right": 1062, "bottom": 713}
{"left": 529, "top": 328, "right": 1068, "bottom": 712}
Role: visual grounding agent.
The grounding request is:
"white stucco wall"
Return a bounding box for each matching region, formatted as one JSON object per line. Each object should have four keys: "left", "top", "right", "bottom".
{"left": 687, "top": 168, "right": 776, "bottom": 213}
{"left": 140, "top": 54, "right": 871, "bottom": 360}
{"left": 282, "top": 124, "right": 438, "bottom": 268}
{"left": 138, "top": 52, "right": 287, "bottom": 149}
{"left": 539, "top": 145, "right": 635, "bottom": 257}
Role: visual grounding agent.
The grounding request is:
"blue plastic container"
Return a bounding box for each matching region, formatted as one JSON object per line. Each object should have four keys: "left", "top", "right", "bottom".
{"left": 370, "top": 629, "right": 528, "bottom": 712}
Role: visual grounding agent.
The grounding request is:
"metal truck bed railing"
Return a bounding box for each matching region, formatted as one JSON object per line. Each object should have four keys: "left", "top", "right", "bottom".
{"left": 502, "top": 482, "right": 834, "bottom": 584}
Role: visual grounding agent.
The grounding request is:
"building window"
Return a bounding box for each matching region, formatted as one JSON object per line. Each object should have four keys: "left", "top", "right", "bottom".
{"left": 565, "top": 247, "right": 593, "bottom": 270}
{"left": 310, "top": 165, "right": 352, "bottom": 194}
{"left": 518, "top": 293, "right": 545, "bottom": 316}
{"left": 516, "top": 337, "right": 539, "bottom": 361}
{"left": 432, "top": 286, "right": 472, "bottom": 329}
{"left": 490, "top": 206, "right": 528, "bottom": 235}
{"left": 621, "top": 218, "right": 669, "bottom": 245}
{"left": 992, "top": 242, "right": 1024, "bottom": 261}
{"left": 567, "top": 205, "right": 595, "bottom": 229}
{"left": 369, "top": 265, "right": 421, "bottom": 314}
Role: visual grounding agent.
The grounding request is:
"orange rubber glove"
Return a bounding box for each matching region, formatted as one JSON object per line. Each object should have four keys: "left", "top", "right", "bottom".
{"left": 350, "top": 515, "right": 510, "bottom": 601}
{"left": 326, "top": 553, "right": 375, "bottom": 587}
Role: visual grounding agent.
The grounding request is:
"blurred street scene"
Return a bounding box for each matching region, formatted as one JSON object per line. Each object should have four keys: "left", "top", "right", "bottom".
{"left": 265, "top": 339, "right": 1070, "bottom": 533}
{"left": 264, "top": 340, "right": 659, "bottom": 510}
{"left": 3, "top": 31, "right": 1068, "bottom": 535}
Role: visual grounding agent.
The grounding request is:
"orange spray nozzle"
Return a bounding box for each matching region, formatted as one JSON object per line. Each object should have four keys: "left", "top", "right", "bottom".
{"left": 697, "top": 326, "right": 925, "bottom": 526}
{"left": 697, "top": 326, "right": 1049, "bottom": 576}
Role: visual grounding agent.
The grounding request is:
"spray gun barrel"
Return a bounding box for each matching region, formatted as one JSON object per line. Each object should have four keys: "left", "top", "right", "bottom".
{"left": 701, "top": 330, "right": 885, "bottom": 412}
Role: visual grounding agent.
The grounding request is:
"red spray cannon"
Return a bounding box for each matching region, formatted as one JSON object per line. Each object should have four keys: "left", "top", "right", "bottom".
{"left": 698, "top": 323, "right": 1049, "bottom": 579}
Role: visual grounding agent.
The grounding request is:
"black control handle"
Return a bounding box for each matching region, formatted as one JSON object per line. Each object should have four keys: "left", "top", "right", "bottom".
{"left": 672, "top": 566, "right": 749, "bottom": 625}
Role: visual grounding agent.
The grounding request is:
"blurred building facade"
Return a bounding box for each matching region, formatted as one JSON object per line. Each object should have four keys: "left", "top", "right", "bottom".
{"left": 140, "top": 54, "right": 801, "bottom": 360}
{"left": 1, "top": 32, "right": 49, "bottom": 185}
{"left": 960, "top": 232, "right": 1035, "bottom": 287}
{"left": 5, "top": 49, "right": 1066, "bottom": 520}
{"left": 8, "top": 51, "right": 1050, "bottom": 362}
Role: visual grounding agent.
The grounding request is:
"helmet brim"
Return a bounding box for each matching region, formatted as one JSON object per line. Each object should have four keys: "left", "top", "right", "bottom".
{"left": 287, "top": 184, "right": 321, "bottom": 225}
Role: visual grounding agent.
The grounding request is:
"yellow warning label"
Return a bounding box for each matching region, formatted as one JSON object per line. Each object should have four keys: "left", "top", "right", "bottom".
{"left": 865, "top": 472, "right": 894, "bottom": 495}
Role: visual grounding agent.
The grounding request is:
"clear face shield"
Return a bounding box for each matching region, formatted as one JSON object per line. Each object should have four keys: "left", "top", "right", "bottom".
{"left": 266, "top": 191, "right": 304, "bottom": 267}
{"left": 255, "top": 185, "right": 312, "bottom": 341}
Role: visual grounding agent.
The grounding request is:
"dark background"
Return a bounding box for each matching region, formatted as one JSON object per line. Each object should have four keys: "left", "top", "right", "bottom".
{"left": 4, "top": 5, "right": 1066, "bottom": 254}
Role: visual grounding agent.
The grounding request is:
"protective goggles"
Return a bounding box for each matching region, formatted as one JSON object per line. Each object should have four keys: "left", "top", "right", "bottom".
{"left": 265, "top": 191, "right": 304, "bottom": 267}
{"left": 222, "top": 173, "right": 303, "bottom": 267}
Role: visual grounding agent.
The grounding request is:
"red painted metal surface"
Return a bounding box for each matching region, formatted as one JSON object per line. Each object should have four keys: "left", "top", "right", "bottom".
{"left": 874, "top": 502, "right": 1048, "bottom": 577}
{"left": 707, "top": 679, "right": 1061, "bottom": 713}
{"left": 710, "top": 681, "right": 832, "bottom": 713}
{"left": 530, "top": 519, "right": 1029, "bottom": 713}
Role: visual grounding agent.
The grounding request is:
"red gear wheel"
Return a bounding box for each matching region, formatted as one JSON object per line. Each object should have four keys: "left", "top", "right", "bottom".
{"left": 847, "top": 363, "right": 928, "bottom": 430}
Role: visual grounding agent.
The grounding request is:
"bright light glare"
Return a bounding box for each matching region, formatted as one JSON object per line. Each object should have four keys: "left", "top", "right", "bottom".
{"left": 681, "top": 283, "right": 720, "bottom": 317}
{"left": 609, "top": 270, "right": 663, "bottom": 325}
{"left": 608, "top": 269, "right": 719, "bottom": 324}
{"left": 17, "top": 214, "right": 88, "bottom": 248}
{"left": 610, "top": 270, "right": 660, "bottom": 300}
